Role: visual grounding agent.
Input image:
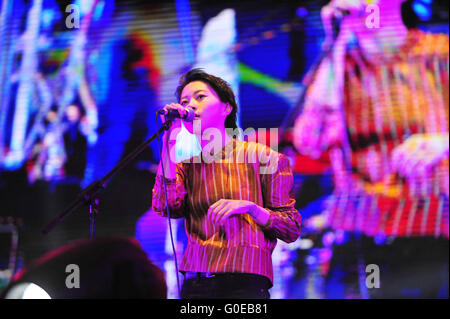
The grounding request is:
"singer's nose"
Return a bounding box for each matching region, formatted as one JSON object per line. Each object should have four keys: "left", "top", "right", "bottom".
{"left": 186, "top": 100, "right": 197, "bottom": 110}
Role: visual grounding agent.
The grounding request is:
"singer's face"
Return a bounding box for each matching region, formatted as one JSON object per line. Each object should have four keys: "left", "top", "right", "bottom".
{"left": 180, "top": 81, "right": 231, "bottom": 136}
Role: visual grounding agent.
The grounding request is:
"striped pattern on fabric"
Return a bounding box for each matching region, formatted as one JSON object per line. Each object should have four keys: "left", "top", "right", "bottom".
{"left": 326, "top": 30, "right": 449, "bottom": 238}
{"left": 152, "top": 139, "right": 302, "bottom": 284}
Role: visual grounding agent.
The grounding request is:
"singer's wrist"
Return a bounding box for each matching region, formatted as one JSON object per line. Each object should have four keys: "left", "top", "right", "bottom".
{"left": 249, "top": 204, "right": 271, "bottom": 228}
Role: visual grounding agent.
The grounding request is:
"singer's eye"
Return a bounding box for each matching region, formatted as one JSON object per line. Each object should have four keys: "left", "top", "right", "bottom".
{"left": 180, "top": 100, "right": 188, "bottom": 106}
{"left": 196, "top": 94, "right": 206, "bottom": 101}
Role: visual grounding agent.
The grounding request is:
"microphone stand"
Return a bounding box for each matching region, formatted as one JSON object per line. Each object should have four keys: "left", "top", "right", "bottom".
{"left": 42, "top": 120, "right": 173, "bottom": 238}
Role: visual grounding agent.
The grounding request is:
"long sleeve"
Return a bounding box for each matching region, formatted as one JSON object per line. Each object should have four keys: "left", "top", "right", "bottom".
{"left": 151, "top": 164, "right": 187, "bottom": 219}
{"left": 260, "top": 152, "right": 302, "bottom": 243}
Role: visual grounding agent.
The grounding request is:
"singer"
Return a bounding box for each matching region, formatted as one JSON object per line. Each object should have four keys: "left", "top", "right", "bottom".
{"left": 293, "top": 0, "right": 449, "bottom": 298}
{"left": 151, "top": 69, "right": 301, "bottom": 299}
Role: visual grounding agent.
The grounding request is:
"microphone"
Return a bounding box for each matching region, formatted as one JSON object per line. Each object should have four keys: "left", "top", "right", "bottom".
{"left": 157, "top": 107, "right": 196, "bottom": 122}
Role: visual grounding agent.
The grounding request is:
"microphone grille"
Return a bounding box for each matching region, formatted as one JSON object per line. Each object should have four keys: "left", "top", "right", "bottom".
{"left": 184, "top": 107, "right": 196, "bottom": 122}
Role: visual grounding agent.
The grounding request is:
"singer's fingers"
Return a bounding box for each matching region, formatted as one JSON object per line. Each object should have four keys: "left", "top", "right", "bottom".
{"left": 163, "top": 103, "right": 189, "bottom": 118}
{"left": 159, "top": 104, "right": 171, "bottom": 123}
{"left": 328, "top": 0, "right": 364, "bottom": 13}
{"left": 160, "top": 104, "right": 180, "bottom": 123}
{"left": 171, "top": 103, "right": 187, "bottom": 117}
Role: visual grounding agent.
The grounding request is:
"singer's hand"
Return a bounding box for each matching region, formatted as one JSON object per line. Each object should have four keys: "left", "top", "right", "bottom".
{"left": 321, "top": 0, "right": 365, "bottom": 18}
{"left": 207, "top": 199, "right": 270, "bottom": 227}
{"left": 321, "top": 0, "right": 364, "bottom": 43}
{"left": 391, "top": 133, "right": 450, "bottom": 179}
{"left": 159, "top": 103, "right": 190, "bottom": 124}
{"left": 207, "top": 199, "right": 254, "bottom": 225}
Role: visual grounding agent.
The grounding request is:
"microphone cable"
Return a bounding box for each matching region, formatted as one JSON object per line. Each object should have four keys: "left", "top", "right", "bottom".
{"left": 155, "top": 112, "right": 182, "bottom": 298}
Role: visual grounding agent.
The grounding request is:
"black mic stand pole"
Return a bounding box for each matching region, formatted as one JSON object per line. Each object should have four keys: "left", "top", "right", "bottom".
{"left": 42, "top": 119, "right": 173, "bottom": 238}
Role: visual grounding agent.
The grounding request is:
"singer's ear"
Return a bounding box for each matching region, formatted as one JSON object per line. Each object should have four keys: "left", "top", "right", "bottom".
{"left": 224, "top": 103, "right": 232, "bottom": 116}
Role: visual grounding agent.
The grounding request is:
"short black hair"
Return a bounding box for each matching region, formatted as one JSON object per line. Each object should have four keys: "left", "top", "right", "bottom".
{"left": 175, "top": 68, "right": 238, "bottom": 131}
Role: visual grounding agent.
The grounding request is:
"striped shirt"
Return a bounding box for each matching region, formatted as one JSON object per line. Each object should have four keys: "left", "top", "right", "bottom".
{"left": 152, "top": 138, "right": 302, "bottom": 284}
{"left": 320, "top": 30, "right": 449, "bottom": 238}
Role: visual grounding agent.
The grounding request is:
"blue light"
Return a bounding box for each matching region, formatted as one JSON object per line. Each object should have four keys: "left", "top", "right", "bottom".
{"left": 412, "top": 0, "right": 433, "bottom": 21}
{"left": 93, "top": 1, "right": 105, "bottom": 20}
{"left": 296, "top": 7, "right": 308, "bottom": 19}
{"left": 41, "top": 9, "right": 55, "bottom": 29}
